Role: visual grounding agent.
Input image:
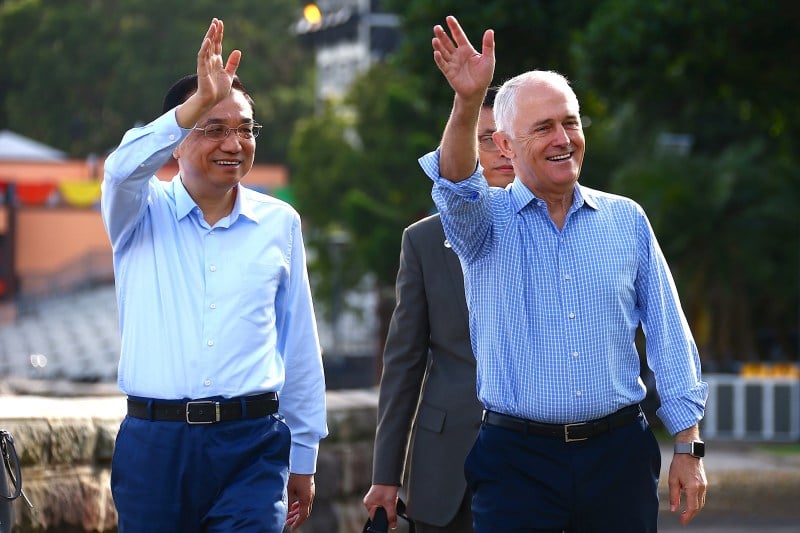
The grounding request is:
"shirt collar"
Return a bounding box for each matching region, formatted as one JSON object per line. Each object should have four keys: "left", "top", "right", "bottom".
{"left": 173, "top": 175, "right": 259, "bottom": 225}
{"left": 508, "top": 179, "right": 600, "bottom": 213}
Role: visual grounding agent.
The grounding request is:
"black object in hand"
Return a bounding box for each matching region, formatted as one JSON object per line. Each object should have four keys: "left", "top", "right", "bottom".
{"left": 364, "top": 506, "right": 389, "bottom": 533}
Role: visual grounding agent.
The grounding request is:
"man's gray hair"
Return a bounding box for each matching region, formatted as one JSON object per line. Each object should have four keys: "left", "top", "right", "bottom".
{"left": 494, "top": 70, "right": 579, "bottom": 135}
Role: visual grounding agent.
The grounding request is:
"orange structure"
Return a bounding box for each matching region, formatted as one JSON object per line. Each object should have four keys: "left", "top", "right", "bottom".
{"left": 0, "top": 156, "right": 289, "bottom": 317}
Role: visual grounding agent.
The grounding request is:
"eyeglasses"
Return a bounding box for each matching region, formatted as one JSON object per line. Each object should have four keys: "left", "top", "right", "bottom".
{"left": 478, "top": 133, "right": 499, "bottom": 152}
{"left": 193, "top": 123, "right": 262, "bottom": 141}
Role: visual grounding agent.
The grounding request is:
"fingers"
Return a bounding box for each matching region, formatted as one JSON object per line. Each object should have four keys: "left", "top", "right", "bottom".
{"left": 668, "top": 458, "right": 708, "bottom": 526}
{"left": 286, "top": 499, "right": 311, "bottom": 531}
{"left": 445, "top": 15, "right": 471, "bottom": 49}
{"left": 679, "top": 483, "right": 707, "bottom": 526}
{"left": 214, "top": 18, "right": 223, "bottom": 55}
{"left": 481, "top": 28, "right": 495, "bottom": 58}
{"left": 225, "top": 49, "right": 241, "bottom": 77}
{"left": 432, "top": 24, "right": 457, "bottom": 59}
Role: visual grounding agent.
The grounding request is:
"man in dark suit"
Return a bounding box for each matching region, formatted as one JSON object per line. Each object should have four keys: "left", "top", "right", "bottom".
{"left": 363, "top": 87, "right": 514, "bottom": 532}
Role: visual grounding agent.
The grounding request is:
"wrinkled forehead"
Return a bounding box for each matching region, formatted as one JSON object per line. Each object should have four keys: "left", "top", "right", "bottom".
{"left": 197, "top": 91, "right": 255, "bottom": 126}
{"left": 511, "top": 81, "right": 580, "bottom": 126}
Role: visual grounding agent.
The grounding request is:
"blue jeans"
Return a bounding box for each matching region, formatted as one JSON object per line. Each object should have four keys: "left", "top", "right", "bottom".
{"left": 111, "top": 414, "right": 291, "bottom": 532}
{"left": 464, "top": 412, "right": 660, "bottom": 532}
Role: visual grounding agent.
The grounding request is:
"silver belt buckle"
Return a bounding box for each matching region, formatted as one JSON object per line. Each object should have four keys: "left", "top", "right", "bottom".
{"left": 186, "top": 400, "right": 220, "bottom": 424}
{"left": 564, "top": 423, "right": 588, "bottom": 442}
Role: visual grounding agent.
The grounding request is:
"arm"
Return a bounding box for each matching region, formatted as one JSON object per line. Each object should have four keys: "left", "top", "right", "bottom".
{"left": 636, "top": 211, "right": 708, "bottom": 524}
{"left": 431, "top": 16, "right": 495, "bottom": 182}
{"left": 101, "top": 18, "right": 241, "bottom": 249}
{"left": 364, "top": 227, "right": 431, "bottom": 529}
{"left": 278, "top": 215, "right": 327, "bottom": 526}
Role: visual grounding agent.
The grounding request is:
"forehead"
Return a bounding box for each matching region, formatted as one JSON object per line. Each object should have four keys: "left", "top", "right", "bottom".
{"left": 515, "top": 80, "right": 579, "bottom": 122}
{"left": 478, "top": 106, "right": 496, "bottom": 132}
{"left": 199, "top": 90, "right": 254, "bottom": 125}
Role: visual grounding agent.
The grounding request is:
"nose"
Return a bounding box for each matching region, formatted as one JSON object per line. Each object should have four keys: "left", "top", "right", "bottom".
{"left": 220, "top": 130, "right": 243, "bottom": 151}
{"left": 553, "top": 125, "right": 571, "bottom": 146}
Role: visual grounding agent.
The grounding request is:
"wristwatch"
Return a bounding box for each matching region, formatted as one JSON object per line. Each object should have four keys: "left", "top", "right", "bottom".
{"left": 674, "top": 440, "right": 705, "bottom": 458}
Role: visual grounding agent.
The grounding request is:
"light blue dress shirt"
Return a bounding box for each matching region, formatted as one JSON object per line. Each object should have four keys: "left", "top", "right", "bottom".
{"left": 420, "top": 149, "right": 707, "bottom": 435}
{"left": 101, "top": 110, "right": 327, "bottom": 473}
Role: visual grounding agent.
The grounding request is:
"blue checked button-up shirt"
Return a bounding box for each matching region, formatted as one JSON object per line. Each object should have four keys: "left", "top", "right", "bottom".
{"left": 420, "top": 149, "right": 707, "bottom": 435}
{"left": 101, "top": 110, "right": 327, "bottom": 473}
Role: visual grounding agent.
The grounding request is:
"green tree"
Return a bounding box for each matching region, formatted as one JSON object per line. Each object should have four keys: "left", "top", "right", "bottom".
{"left": 576, "top": 0, "right": 800, "bottom": 157}
{"left": 577, "top": 0, "right": 800, "bottom": 362}
{"left": 0, "top": 0, "right": 314, "bottom": 162}
{"left": 289, "top": 61, "right": 439, "bottom": 326}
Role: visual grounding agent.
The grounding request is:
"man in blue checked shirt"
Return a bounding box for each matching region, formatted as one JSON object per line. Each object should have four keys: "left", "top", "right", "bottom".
{"left": 420, "top": 16, "right": 708, "bottom": 532}
{"left": 101, "top": 19, "right": 326, "bottom": 532}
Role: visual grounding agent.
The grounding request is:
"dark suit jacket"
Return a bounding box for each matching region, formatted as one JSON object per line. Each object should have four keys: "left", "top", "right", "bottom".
{"left": 371, "top": 214, "right": 483, "bottom": 527}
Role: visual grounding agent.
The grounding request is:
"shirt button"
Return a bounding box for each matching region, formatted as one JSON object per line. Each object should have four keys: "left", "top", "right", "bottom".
{"left": 209, "top": 303, "right": 217, "bottom": 310}
{"left": 209, "top": 230, "right": 215, "bottom": 235}
{"left": 209, "top": 265, "right": 217, "bottom": 272}
{"left": 169, "top": 134, "right": 176, "bottom": 141}
{"left": 564, "top": 274, "right": 572, "bottom": 280}
{"left": 207, "top": 340, "right": 214, "bottom": 347}
{"left": 568, "top": 312, "right": 576, "bottom": 319}
{"left": 572, "top": 351, "right": 579, "bottom": 357}
{"left": 576, "top": 391, "right": 582, "bottom": 397}
{"left": 203, "top": 379, "right": 211, "bottom": 387}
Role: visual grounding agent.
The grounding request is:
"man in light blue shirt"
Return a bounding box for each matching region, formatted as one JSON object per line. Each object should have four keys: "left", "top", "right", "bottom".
{"left": 101, "top": 19, "right": 326, "bottom": 532}
{"left": 420, "top": 16, "right": 708, "bottom": 532}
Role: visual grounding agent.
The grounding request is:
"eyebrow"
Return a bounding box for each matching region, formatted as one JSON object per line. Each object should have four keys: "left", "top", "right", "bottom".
{"left": 525, "top": 115, "right": 580, "bottom": 133}
{"left": 199, "top": 117, "right": 255, "bottom": 126}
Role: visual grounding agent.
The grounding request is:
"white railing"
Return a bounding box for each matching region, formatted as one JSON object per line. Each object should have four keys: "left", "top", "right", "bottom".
{"left": 702, "top": 373, "right": 800, "bottom": 442}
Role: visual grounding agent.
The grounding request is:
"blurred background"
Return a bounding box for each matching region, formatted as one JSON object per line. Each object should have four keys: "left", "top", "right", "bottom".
{"left": 0, "top": 0, "right": 798, "bottom": 439}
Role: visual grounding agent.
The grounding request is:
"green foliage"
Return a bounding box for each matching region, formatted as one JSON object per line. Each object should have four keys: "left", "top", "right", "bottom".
{"left": 289, "top": 61, "right": 439, "bottom": 302}
{"left": 577, "top": 0, "right": 800, "bottom": 157}
{"left": 383, "top": 0, "right": 601, "bottom": 116}
{"left": 4, "top": 0, "right": 798, "bottom": 360}
{"left": 0, "top": 0, "right": 314, "bottom": 162}
{"left": 612, "top": 141, "right": 799, "bottom": 361}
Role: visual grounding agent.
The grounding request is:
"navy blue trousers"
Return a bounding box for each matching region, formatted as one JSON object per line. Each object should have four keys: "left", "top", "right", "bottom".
{"left": 464, "top": 412, "right": 660, "bottom": 532}
{"left": 111, "top": 413, "right": 291, "bottom": 532}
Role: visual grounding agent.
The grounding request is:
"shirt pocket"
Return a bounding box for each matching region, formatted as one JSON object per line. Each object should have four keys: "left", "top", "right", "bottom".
{"left": 237, "top": 261, "right": 283, "bottom": 326}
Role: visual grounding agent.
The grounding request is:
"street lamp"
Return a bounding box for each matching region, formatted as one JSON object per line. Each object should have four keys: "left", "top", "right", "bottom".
{"left": 303, "top": 4, "right": 322, "bottom": 26}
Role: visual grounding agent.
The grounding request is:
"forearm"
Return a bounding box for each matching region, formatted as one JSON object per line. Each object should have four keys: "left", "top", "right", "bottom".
{"left": 439, "top": 92, "right": 485, "bottom": 182}
{"left": 674, "top": 424, "right": 700, "bottom": 443}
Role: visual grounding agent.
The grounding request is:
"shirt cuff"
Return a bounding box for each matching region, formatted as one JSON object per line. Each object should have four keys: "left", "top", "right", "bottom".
{"left": 656, "top": 381, "right": 708, "bottom": 435}
{"left": 419, "top": 148, "right": 486, "bottom": 198}
{"left": 289, "top": 442, "right": 319, "bottom": 475}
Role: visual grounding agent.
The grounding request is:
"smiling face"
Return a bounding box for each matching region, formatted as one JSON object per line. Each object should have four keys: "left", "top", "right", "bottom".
{"left": 478, "top": 105, "right": 515, "bottom": 187}
{"left": 494, "top": 78, "right": 585, "bottom": 198}
{"left": 173, "top": 89, "right": 255, "bottom": 199}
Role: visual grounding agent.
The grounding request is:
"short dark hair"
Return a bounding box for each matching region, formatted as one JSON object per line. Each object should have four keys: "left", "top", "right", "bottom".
{"left": 483, "top": 86, "right": 500, "bottom": 108}
{"left": 161, "top": 74, "right": 255, "bottom": 115}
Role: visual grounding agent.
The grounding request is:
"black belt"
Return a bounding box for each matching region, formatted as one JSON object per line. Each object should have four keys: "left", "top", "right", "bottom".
{"left": 127, "top": 392, "right": 279, "bottom": 424}
{"left": 482, "top": 404, "right": 642, "bottom": 442}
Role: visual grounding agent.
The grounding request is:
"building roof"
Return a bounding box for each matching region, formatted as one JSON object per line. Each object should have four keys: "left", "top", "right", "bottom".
{"left": 0, "top": 130, "right": 67, "bottom": 162}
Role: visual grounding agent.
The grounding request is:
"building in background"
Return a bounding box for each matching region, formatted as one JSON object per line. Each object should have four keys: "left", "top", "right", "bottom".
{"left": 294, "top": 0, "right": 401, "bottom": 105}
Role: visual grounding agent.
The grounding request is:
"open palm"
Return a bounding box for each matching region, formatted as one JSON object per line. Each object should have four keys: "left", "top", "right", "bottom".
{"left": 432, "top": 16, "right": 495, "bottom": 98}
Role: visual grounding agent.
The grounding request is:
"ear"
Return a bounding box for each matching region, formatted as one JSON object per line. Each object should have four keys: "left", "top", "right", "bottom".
{"left": 493, "top": 131, "right": 515, "bottom": 159}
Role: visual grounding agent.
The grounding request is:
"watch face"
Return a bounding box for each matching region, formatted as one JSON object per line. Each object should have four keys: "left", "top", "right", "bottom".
{"left": 692, "top": 441, "right": 706, "bottom": 458}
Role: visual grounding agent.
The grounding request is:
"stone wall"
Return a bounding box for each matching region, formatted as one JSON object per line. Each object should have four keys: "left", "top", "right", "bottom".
{"left": 0, "top": 389, "right": 386, "bottom": 533}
